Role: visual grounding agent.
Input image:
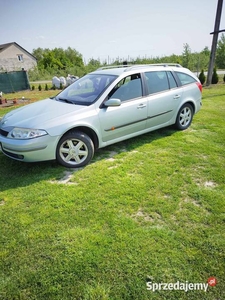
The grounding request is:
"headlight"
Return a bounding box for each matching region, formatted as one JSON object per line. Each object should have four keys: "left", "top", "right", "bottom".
{"left": 7, "top": 128, "right": 47, "bottom": 139}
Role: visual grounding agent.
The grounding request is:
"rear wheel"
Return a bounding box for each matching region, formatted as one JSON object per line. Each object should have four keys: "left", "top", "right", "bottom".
{"left": 56, "top": 131, "right": 94, "bottom": 168}
{"left": 175, "top": 103, "right": 193, "bottom": 130}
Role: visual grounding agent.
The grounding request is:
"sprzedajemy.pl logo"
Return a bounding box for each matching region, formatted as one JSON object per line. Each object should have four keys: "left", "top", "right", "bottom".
{"left": 146, "top": 277, "right": 217, "bottom": 292}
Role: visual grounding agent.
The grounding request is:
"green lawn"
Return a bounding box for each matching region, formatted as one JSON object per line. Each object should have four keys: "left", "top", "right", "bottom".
{"left": 0, "top": 85, "right": 224, "bottom": 299}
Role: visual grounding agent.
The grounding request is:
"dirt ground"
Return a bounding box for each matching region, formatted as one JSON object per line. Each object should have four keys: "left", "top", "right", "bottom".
{"left": 0, "top": 97, "right": 31, "bottom": 108}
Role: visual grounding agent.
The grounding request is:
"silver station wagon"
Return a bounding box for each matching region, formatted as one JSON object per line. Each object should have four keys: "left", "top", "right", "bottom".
{"left": 0, "top": 64, "right": 202, "bottom": 168}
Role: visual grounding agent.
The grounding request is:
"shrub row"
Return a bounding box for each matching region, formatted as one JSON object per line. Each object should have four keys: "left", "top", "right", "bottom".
{"left": 198, "top": 68, "right": 225, "bottom": 85}
{"left": 31, "top": 84, "right": 63, "bottom": 91}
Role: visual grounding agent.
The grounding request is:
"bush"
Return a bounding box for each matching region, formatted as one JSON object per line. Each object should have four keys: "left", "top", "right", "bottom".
{"left": 38, "top": 84, "right": 42, "bottom": 91}
{"left": 211, "top": 67, "right": 219, "bottom": 84}
{"left": 32, "top": 85, "right": 35, "bottom": 91}
{"left": 223, "top": 74, "right": 225, "bottom": 83}
{"left": 198, "top": 69, "right": 206, "bottom": 85}
{"left": 45, "top": 84, "right": 48, "bottom": 91}
{"left": 28, "top": 67, "right": 52, "bottom": 81}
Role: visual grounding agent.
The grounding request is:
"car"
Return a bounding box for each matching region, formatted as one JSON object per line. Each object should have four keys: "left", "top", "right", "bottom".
{"left": 0, "top": 63, "right": 202, "bottom": 168}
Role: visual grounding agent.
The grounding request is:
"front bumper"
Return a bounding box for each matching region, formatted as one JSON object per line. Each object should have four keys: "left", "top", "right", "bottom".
{"left": 0, "top": 134, "right": 59, "bottom": 162}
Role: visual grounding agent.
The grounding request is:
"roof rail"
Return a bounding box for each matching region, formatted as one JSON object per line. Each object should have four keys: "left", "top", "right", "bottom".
{"left": 97, "top": 65, "right": 132, "bottom": 70}
{"left": 147, "top": 63, "right": 182, "bottom": 67}
{"left": 124, "top": 63, "right": 182, "bottom": 71}
{"left": 97, "top": 63, "right": 183, "bottom": 71}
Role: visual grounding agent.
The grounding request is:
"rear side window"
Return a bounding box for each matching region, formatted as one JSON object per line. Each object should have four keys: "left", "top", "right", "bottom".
{"left": 145, "top": 71, "right": 169, "bottom": 94}
{"left": 176, "top": 72, "right": 196, "bottom": 86}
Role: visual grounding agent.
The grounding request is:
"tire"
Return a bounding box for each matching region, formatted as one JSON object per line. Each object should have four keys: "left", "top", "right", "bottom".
{"left": 175, "top": 103, "right": 193, "bottom": 130}
{"left": 56, "top": 131, "right": 94, "bottom": 168}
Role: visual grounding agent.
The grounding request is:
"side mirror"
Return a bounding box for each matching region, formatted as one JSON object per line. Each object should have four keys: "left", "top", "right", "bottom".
{"left": 104, "top": 98, "right": 121, "bottom": 107}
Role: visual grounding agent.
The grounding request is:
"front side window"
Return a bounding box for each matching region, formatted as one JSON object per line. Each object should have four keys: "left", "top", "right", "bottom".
{"left": 55, "top": 74, "right": 117, "bottom": 105}
{"left": 145, "top": 71, "right": 169, "bottom": 94}
{"left": 175, "top": 72, "right": 196, "bottom": 86}
{"left": 108, "top": 73, "right": 142, "bottom": 101}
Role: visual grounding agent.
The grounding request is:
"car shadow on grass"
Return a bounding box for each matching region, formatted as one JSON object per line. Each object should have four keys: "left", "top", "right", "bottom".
{"left": 0, "top": 126, "right": 177, "bottom": 191}
{"left": 94, "top": 126, "right": 177, "bottom": 160}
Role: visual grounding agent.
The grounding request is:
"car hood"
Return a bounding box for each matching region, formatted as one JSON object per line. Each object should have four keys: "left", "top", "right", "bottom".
{"left": 1, "top": 98, "right": 88, "bottom": 129}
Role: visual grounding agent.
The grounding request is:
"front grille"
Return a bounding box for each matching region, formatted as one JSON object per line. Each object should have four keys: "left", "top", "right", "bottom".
{"left": 0, "top": 129, "right": 8, "bottom": 137}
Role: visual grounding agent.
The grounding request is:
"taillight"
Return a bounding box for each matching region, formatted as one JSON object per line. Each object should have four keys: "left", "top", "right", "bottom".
{"left": 196, "top": 82, "right": 202, "bottom": 93}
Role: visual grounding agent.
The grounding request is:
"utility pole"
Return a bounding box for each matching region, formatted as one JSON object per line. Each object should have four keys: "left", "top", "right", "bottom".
{"left": 206, "top": 0, "right": 223, "bottom": 86}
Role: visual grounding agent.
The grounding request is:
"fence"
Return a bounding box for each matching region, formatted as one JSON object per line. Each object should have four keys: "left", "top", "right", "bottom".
{"left": 0, "top": 70, "right": 30, "bottom": 93}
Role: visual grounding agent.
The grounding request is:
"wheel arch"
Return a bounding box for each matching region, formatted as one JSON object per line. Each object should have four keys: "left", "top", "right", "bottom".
{"left": 180, "top": 100, "right": 196, "bottom": 114}
{"left": 62, "top": 126, "right": 99, "bottom": 149}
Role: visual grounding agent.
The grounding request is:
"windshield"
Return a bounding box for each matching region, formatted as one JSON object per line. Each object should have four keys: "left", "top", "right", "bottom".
{"left": 55, "top": 74, "right": 117, "bottom": 105}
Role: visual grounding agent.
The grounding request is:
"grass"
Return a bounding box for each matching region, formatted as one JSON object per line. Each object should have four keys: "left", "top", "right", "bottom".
{"left": 2, "top": 89, "right": 57, "bottom": 102}
{"left": 0, "top": 85, "right": 225, "bottom": 299}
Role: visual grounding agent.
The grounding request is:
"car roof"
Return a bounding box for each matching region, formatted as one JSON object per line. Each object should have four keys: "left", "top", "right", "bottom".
{"left": 90, "top": 64, "right": 191, "bottom": 77}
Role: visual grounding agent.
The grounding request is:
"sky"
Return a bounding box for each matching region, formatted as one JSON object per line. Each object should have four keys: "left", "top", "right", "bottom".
{"left": 1, "top": 0, "right": 225, "bottom": 64}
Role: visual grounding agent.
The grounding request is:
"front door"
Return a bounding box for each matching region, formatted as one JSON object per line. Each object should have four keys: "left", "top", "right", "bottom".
{"left": 98, "top": 74, "right": 147, "bottom": 143}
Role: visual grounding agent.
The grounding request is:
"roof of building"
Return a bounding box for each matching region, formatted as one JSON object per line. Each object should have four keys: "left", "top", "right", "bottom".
{"left": 0, "top": 42, "right": 37, "bottom": 60}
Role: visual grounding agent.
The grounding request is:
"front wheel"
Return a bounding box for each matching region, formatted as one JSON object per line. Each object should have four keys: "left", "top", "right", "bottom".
{"left": 175, "top": 103, "right": 193, "bottom": 130}
{"left": 56, "top": 131, "right": 94, "bottom": 168}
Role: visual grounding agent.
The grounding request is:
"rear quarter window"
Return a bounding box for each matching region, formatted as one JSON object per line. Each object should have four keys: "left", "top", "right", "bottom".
{"left": 175, "top": 72, "right": 197, "bottom": 86}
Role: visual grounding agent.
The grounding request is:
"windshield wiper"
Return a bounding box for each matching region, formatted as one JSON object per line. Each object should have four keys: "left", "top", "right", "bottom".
{"left": 56, "top": 97, "right": 75, "bottom": 104}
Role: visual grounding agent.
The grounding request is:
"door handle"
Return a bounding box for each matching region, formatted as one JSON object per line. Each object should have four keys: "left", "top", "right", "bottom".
{"left": 173, "top": 95, "right": 181, "bottom": 99}
{"left": 137, "top": 104, "right": 146, "bottom": 109}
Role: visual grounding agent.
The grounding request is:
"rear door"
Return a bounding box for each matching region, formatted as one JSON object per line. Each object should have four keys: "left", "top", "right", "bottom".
{"left": 144, "top": 71, "right": 183, "bottom": 128}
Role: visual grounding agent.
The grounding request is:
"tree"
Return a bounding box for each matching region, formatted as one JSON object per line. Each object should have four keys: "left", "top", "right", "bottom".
{"left": 182, "top": 43, "right": 192, "bottom": 68}
{"left": 199, "top": 70, "right": 206, "bottom": 85}
{"left": 201, "top": 46, "right": 210, "bottom": 56}
{"left": 41, "top": 51, "right": 64, "bottom": 70}
{"left": 86, "top": 58, "right": 101, "bottom": 72}
{"left": 32, "top": 47, "right": 47, "bottom": 61}
{"left": 198, "top": 47, "right": 210, "bottom": 70}
{"left": 215, "top": 33, "right": 225, "bottom": 69}
{"left": 211, "top": 67, "right": 219, "bottom": 84}
{"left": 32, "top": 47, "right": 84, "bottom": 73}
{"left": 65, "top": 47, "right": 84, "bottom": 67}
{"left": 52, "top": 48, "right": 72, "bottom": 69}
